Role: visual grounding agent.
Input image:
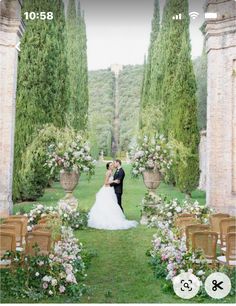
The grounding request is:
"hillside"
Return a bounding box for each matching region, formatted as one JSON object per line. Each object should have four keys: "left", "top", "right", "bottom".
{"left": 88, "top": 65, "right": 143, "bottom": 157}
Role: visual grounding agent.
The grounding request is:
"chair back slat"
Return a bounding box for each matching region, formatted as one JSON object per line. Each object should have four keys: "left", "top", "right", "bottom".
{"left": 210, "top": 213, "right": 230, "bottom": 233}
{"left": 227, "top": 225, "right": 236, "bottom": 233}
{"left": 32, "top": 224, "right": 51, "bottom": 232}
{"left": 220, "top": 218, "right": 236, "bottom": 248}
{"left": 0, "top": 231, "right": 16, "bottom": 258}
{"left": 25, "top": 231, "right": 51, "bottom": 256}
{"left": 178, "top": 213, "right": 196, "bottom": 218}
{"left": 186, "top": 224, "right": 210, "bottom": 249}
{"left": 0, "top": 224, "right": 16, "bottom": 235}
{"left": 226, "top": 232, "right": 236, "bottom": 263}
{"left": 192, "top": 231, "right": 218, "bottom": 260}
{"left": 3, "top": 220, "right": 23, "bottom": 246}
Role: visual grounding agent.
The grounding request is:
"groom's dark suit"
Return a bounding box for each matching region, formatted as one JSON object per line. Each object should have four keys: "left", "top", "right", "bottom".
{"left": 110, "top": 167, "right": 125, "bottom": 212}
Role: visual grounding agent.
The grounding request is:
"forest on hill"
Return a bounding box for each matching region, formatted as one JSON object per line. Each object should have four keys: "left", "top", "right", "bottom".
{"left": 88, "top": 65, "right": 144, "bottom": 158}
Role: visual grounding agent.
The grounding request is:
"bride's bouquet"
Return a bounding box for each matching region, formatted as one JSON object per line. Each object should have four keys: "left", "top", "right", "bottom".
{"left": 131, "top": 134, "right": 173, "bottom": 177}
{"left": 45, "top": 134, "right": 96, "bottom": 177}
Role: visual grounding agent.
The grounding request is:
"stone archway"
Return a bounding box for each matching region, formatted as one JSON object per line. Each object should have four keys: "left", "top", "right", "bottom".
{"left": 0, "top": 0, "right": 24, "bottom": 216}
{"left": 205, "top": 0, "right": 236, "bottom": 214}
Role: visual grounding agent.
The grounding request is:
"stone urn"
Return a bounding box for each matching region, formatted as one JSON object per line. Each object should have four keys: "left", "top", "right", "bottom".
{"left": 142, "top": 167, "right": 162, "bottom": 195}
{"left": 141, "top": 167, "right": 162, "bottom": 225}
{"left": 60, "top": 170, "right": 79, "bottom": 209}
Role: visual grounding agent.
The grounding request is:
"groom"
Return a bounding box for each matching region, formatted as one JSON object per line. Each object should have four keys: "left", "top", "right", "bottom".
{"left": 110, "top": 159, "right": 125, "bottom": 212}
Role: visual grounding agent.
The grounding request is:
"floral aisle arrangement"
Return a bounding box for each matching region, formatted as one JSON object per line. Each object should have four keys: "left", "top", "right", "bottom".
{"left": 149, "top": 221, "right": 212, "bottom": 281}
{"left": 148, "top": 220, "right": 236, "bottom": 297}
{"left": 0, "top": 227, "right": 89, "bottom": 301}
{"left": 26, "top": 203, "right": 88, "bottom": 231}
{"left": 131, "top": 134, "right": 173, "bottom": 177}
{"left": 141, "top": 193, "right": 214, "bottom": 227}
{"left": 46, "top": 134, "right": 96, "bottom": 177}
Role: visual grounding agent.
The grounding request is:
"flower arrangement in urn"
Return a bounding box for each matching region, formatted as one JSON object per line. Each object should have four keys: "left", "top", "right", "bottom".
{"left": 131, "top": 135, "right": 173, "bottom": 195}
{"left": 131, "top": 134, "right": 173, "bottom": 177}
{"left": 46, "top": 134, "right": 96, "bottom": 205}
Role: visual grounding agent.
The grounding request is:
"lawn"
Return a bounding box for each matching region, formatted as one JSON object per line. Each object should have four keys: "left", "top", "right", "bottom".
{"left": 10, "top": 163, "right": 234, "bottom": 303}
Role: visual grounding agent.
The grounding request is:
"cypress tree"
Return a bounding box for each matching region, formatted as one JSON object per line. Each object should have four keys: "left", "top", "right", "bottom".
{"left": 13, "top": 0, "right": 68, "bottom": 200}
{"left": 170, "top": 32, "right": 200, "bottom": 195}
{"left": 140, "top": 0, "right": 160, "bottom": 133}
{"left": 66, "top": 0, "right": 89, "bottom": 131}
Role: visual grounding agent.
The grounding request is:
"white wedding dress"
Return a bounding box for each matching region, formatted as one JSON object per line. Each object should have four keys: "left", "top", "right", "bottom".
{"left": 88, "top": 176, "right": 138, "bottom": 230}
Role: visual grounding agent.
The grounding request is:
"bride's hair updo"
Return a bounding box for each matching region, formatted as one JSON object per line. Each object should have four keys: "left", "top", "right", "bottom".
{"left": 106, "top": 162, "right": 112, "bottom": 170}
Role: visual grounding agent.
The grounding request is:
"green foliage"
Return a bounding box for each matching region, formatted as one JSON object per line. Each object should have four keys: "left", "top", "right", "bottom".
{"left": 88, "top": 69, "right": 114, "bottom": 157}
{"left": 169, "top": 32, "right": 200, "bottom": 194}
{"left": 141, "top": 0, "right": 199, "bottom": 194}
{"left": 140, "top": 0, "right": 160, "bottom": 132}
{"left": 19, "top": 125, "right": 61, "bottom": 201}
{"left": 66, "top": 0, "right": 89, "bottom": 131}
{"left": 13, "top": 0, "right": 68, "bottom": 201}
{"left": 139, "top": 105, "right": 164, "bottom": 138}
{"left": 119, "top": 65, "right": 144, "bottom": 151}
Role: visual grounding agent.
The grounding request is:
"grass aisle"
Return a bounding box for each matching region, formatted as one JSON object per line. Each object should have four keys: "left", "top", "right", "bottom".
{"left": 14, "top": 163, "right": 233, "bottom": 303}
{"left": 78, "top": 226, "right": 169, "bottom": 303}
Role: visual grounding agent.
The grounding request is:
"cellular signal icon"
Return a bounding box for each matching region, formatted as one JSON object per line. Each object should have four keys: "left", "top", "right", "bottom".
{"left": 189, "top": 11, "right": 199, "bottom": 20}
{"left": 172, "top": 14, "right": 182, "bottom": 20}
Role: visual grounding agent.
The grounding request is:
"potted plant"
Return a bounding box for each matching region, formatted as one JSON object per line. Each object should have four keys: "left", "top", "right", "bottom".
{"left": 131, "top": 134, "right": 173, "bottom": 224}
{"left": 46, "top": 135, "right": 95, "bottom": 206}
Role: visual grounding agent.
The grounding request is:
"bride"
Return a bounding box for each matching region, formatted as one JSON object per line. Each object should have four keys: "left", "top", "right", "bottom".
{"left": 88, "top": 162, "right": 138, "bottom": 230}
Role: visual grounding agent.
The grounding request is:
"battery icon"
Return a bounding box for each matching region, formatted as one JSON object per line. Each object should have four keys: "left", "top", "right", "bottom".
{"left": 205, "top": 12, "right": 218, "bottom": 19}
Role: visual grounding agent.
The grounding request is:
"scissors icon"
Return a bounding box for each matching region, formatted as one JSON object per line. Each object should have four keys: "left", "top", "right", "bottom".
{"left": 212, "top": 280, "right": 224, "bottom": 291}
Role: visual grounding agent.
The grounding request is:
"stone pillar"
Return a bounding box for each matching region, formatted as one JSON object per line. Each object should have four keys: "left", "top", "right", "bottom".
{"left": 0, "top": 0, "right": 24, "bottom": 217}
{"left": 199, "top": 130, "right": 207, "bottom": 191}
{"left": 205, "top": 0, "right": 236, "bottom": 215}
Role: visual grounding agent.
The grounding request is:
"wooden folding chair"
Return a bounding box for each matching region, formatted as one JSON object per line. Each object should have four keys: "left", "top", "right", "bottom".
{"left": 175, "top": 217, "right": 200, "bottom": 236}
{"left": 220, "top": 218, "right": 236, "bottom": 253}
{"left": 186, "top": 224, "right": 210, "bottom": 250}
{"left": 25, "top": 231, "right": 51, "bottom": 256}
{"left": 192, "top": 231, "right": 218, "bottom": 264}
{"left": 3, "top": 219, "right": 24, "bottom": 248}
{"left": 217, "top": 232, "right": 236, "bottom": 267}
{"left": 210, "top": 213, "right": 230, "bottom": 234}
{"left": 0, "top": 231, "right": 16, "bottom": 268}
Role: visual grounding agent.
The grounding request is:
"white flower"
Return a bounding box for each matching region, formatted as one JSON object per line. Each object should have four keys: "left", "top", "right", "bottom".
{"left": 48, "top": 290, "right": 53, "bottom": 296}
{"left": 176, "top": 206, "right": 182, "bottom": 213}
{"left": 197, "top": 270, "right": 205, "bottom": 276}
{"left": 51, "top": 278, "right": 57, "bottom": 286}
{"left": 35, "top": 272, "right": 40, "bottom": 277}
{"left": 42, "top": 275, "right": 52, "bottom": 282}
{"left": 167, "top": 212, "right": 172, "bottom": 217}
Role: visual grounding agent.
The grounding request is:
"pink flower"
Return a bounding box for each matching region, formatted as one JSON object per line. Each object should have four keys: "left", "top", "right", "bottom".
{"left": 43, "top": 282, "right": 48, "bottom": 289}
{"left": 59, "top": 285, "right": 66, "bottom": 293}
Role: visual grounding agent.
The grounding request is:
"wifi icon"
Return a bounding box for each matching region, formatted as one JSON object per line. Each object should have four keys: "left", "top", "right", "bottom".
{"left": 189, "top": 11, "right": 199, "bottom": 20}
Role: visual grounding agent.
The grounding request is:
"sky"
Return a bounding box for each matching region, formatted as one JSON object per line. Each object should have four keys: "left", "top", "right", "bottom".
{"left": 79, "top": 0, "right": 205, "bottom": 71}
